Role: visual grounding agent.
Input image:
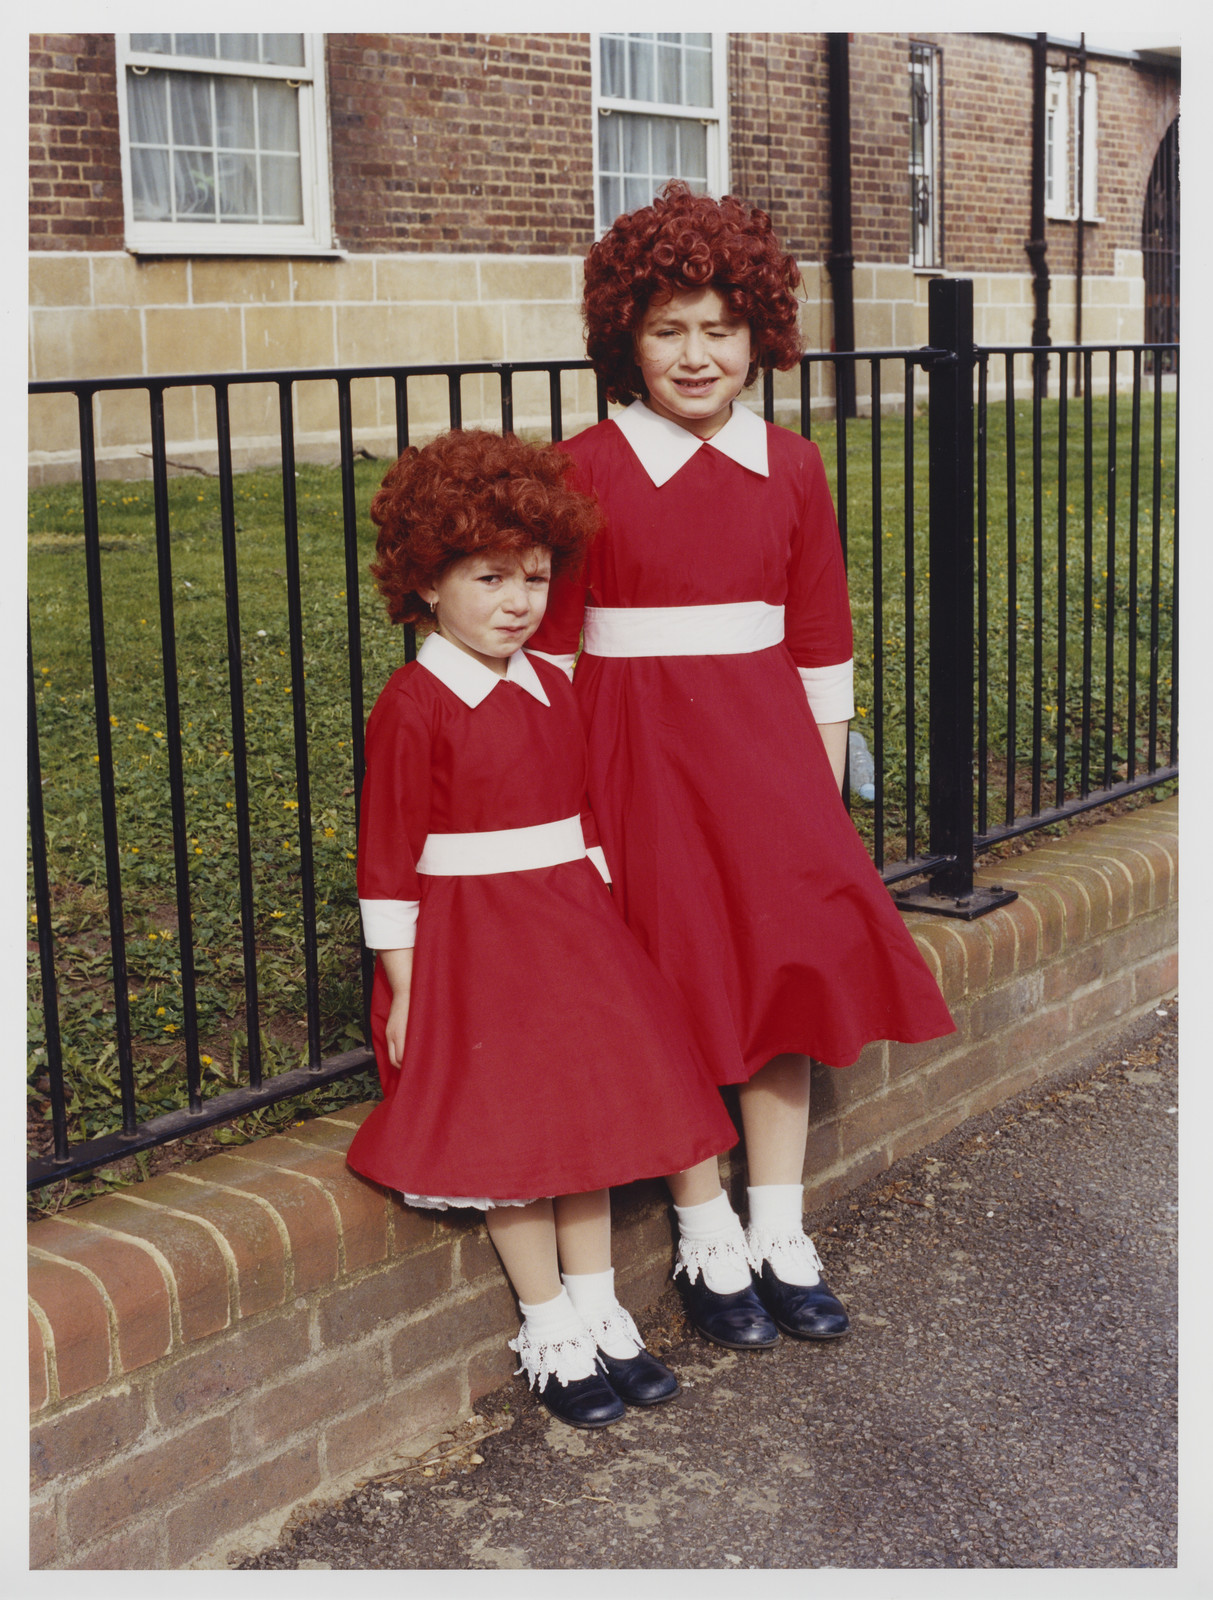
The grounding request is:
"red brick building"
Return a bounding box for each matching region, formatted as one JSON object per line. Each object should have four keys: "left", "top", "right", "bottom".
{"left": 29, "top": 32, "right": 1179, "bottom": 478}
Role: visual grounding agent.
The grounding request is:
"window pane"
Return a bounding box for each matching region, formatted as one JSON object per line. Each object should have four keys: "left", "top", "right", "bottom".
{"left": 600, "top": 34, "right": 624, "bottom": 99}
{"left": 684, "top": 33, "right": 711, "bottom": 48}
{"left": 174, "top": 149, "right": 215, "bottom": 218}
{"left": 600, "top": 175, "right": 622, "bottom": 227}
{"left": 217, "top": 151, "right": 258, "bottom": 219}
{"left": 171, "top": 74, "right": 213, "bottom": 147}
{"left": 651, "top": 117, "right": 678, "bottom": 176}
{"left": 128, "top": 70, "right": 169, "bottom": 144}
{"left": 677, "top": 121, "right": 707, "bottom": 183}
{"left": 173, "top": 35, "right": 218, "bottom": 60}
{"left": 623, "top": 113, "right": 650, "bottom": 177}
{"left": 657, "top": 42, "right": 681, "bottom": 105}
{"left": 262, "top": 34, "right": 306, "bottom": 68}
{"left": 624, "top": 176, "right": 652, "bottom": 212}
{"left": 628, "top": 35, "right": 656, "bottom": 102}
{"left": 604, "top": 111, "right": 708, "bottom": 212}
{"left": 260, "top": 153, "right": 303, "bottom": 223}
{"left": 130, "top": 147, "right": 172, "bottom": 220}
{"left": 683, "top": 46, "right": 712, "bottom": 107}
{"left": 219, "top": 34, "right": 261, "bottom": 63}
{"left": 215, "top": 77, "right": 255, "bottom": 150}
{"left": 130, "top": 34, "right": 171, "bottom": 55}
{"left": 598, "top": 112, "right": 620, "bottom": 172}
{"left": 257, "top": 81, "right": 301, "bottom": 154}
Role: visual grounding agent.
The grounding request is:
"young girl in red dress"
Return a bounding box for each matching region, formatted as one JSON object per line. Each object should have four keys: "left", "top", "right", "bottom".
{"left": 345, "top": 429, "right": 738, "bottom": 1428}
{"left": 528, "top": 182, "right": 956, "bottom": 1351}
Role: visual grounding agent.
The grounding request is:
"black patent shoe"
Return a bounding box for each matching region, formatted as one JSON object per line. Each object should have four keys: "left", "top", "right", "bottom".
{"left": 535, "top": 1370, "right": 626, "bottom": 1429}
{"left": 596, "top": 1347, "right": 680, "bottom": 1406}
{"left": 678, "top": 1274, "right": 780, "bottom": 1350}
{"left": 754, "top": 1260, "right": 850, "bottom": 1340}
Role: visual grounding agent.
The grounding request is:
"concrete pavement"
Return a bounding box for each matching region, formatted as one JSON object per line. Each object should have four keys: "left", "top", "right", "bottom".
{"left": 235, "top": 997, "right": 1179, "bottom": 1575}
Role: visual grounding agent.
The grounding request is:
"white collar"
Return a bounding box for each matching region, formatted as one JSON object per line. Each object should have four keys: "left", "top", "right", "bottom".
{"left": 417, "top": 630, "right": 551, "bottom": 708}
{"left": 612, "top": 398, "right": 770, "bottom": 487}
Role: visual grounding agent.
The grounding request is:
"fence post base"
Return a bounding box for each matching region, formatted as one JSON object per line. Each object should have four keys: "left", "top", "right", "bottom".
{"left": 892, "top": 882, "right": 1019, "bottom": 921}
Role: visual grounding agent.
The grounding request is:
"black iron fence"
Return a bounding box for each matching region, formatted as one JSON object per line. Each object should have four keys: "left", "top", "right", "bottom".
{"left": 27, "top": 278, "right": 1178, "bottom": 1188}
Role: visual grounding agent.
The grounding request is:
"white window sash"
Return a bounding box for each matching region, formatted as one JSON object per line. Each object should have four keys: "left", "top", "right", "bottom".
{"left": 591, "top": 32, "right": 729, "bottom": 236}
{"left": 1046, "top": 66, "right": 1099, "bottom": 223}
{"left": 1045, "top": 68, "right": 1070, "bottom": 219}
{"left": 116, "top": 33, "right": 333, "bottom": 255}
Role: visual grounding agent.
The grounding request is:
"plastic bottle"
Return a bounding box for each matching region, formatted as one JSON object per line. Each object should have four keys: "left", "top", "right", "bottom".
{"left": 847, "top": 729, "right": 877, "bottom": 801}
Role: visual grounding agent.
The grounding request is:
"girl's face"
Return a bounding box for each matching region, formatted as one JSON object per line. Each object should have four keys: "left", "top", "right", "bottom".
{"left": 635, "top": 286, "right": 753, "bottom": 440}
{"left": 419, "top": 547, "right": 552, "bottom": 675}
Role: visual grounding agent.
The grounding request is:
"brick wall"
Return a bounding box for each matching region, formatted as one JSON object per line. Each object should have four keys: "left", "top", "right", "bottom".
{"left": 326, "top": 33, "right": 595, "bottom": 254}
{"left": 728, "top": 34, "right": 831, "bottom": 258}
{"left": 28, "top": 796, "right": 1179, "bottom": 1570}
{"left": 29, "top": 33, "right": 124, "bottom": 251}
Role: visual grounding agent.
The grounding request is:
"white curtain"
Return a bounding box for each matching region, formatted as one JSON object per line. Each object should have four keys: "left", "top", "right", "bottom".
{"left": 127, "top": 35, "right": 303, "bottom": 225}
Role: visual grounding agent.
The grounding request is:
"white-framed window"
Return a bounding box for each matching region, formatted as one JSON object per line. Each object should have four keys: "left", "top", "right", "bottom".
{"left": 592, "top": 33, "right": 729, "bottom": 234}
{"left": 116, "top": 33, "right": 333, "bottom": 255}
{"left": 1045, "top": 66, "right": 1099, "bottom": 221}
{"left": 909, "top": 42, "right": 942, "bottom": 269}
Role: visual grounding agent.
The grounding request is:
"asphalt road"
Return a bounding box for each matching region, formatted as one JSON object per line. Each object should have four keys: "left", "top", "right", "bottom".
{"left": 237, "top": 998, "right": 1179, "bottom": 1575}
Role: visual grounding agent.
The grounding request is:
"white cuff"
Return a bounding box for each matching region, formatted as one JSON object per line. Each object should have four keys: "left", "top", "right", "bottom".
{"left": 359, "top": 898, "right": 420, "bottom": 950}
{"left": 586, "top": 844, "right": 611, "bottom": 885}
{"left": 798, "top": 659, "right": 855, "bottom": 723}
{"left": 527, "top": 649, "right": 576, "bottom": 681}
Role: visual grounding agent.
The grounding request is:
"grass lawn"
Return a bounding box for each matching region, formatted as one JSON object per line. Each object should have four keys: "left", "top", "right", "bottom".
{"left": 27, "top": 389, "right": 1176, "bottom": 1210}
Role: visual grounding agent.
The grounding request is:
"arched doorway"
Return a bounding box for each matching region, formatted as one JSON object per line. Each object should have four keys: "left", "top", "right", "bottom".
{"left": 1142, "top": 118, "right": 1179, "bottom": 370}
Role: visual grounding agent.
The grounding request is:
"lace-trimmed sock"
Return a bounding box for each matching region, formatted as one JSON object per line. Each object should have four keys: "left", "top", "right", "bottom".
{"left": 561, "top": 1268, "right": 644, "bottom": 1359}
{"left": 745, "top": 1183, "right": 822, "bottom": 1287}
{"left": 673, "top": 1190, "right": 754, "bottom": 1294}
{"left": 510, "top": 1288, "right": 602, "bottom": 1393}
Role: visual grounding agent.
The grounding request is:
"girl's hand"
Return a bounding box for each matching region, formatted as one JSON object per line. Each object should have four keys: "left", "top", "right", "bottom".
{"left": 817, "top": 719, "right": 850, "bottom": 795}
{"left": 385, "top": 992, "right": 411, "bottom": 1069}
{"left": 378, "top": 947, "right": 415, "bottom": 1070}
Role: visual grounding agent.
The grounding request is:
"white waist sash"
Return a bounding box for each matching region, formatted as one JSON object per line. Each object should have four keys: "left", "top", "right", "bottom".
{"left": 417, "top": 815, "right": 586, "bottom": 876}
{"left": 582, "top": 601, "right": 785, "bottom": 658}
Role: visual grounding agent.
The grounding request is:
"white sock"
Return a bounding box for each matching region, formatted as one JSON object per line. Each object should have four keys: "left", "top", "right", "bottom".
{"left": 561, "top": 1268, "right": 643, "bottom": 1359}
{"left": 510, "top": 1287, "right": 599, "bottom": 1391}
{"left": 673, "top": 1190, "right": 753, "bottom": 1294}
{"left": 746, "top": 1183, "right": 822, "bottom": 1287}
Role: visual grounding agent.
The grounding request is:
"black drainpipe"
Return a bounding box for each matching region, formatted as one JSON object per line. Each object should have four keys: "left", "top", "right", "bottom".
{"left": 1027, "top": 31, "right": 1051, "bottom": 397}
{"left": 1074, "top": 33, "right": 1088, "bottom": 394}
{"left": 827, "top": 32, "right": 857, "bottom": 419}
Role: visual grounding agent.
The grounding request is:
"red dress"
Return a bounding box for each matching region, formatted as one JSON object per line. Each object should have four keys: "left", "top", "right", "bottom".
{"left": 528, "top": 402, "right": 955, "bottom": 1084}
{"left": 345, "top": 633, "right": 737, "bottom": 1203}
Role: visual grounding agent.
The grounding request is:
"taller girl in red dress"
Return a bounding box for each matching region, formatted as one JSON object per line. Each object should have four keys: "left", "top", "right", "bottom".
{"left": 529, "top": 183, "right": 956, "bottom": 1350}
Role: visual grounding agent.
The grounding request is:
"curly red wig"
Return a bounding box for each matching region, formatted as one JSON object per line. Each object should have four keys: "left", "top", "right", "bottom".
{"left": 369, "top": 430, "right": 600, "bottom": 627}
{"left": 584, "top": 181, "right": 804, "bottom": 405}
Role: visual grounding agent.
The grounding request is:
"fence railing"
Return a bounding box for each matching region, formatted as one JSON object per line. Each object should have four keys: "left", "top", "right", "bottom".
{"left": 27, "top": 278, "right": 1178, "bottom": 1188}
